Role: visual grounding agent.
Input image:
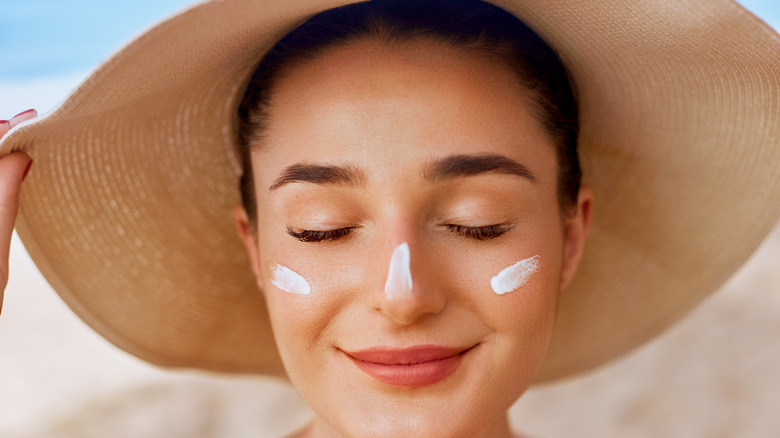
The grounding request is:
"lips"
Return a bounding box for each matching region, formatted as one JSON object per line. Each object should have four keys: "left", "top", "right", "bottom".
{"left": 343, "top": 345, "right": 471, "bottom": 387}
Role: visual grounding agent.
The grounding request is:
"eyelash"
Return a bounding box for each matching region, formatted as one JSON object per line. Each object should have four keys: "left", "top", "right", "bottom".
{"left": 286, "top": 226, "right": 357, "bottom": 243}
{"left": 286, "top": 224, "right": 514, "bottom": 243}
{"left": 445, "top": 224, "right": 515, "bottom": 240}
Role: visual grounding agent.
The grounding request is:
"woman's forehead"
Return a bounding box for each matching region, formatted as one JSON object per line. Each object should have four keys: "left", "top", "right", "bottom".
{"left": 271, "top": 37, "right": 526, "bottom": 106}
{"left": 257, "top": 38, "right": 555, "bottom": 173}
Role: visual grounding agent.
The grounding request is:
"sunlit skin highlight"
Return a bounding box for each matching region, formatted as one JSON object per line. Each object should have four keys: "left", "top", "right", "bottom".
{"left": 234, "top": 38, "right": 592, "bottom": 438}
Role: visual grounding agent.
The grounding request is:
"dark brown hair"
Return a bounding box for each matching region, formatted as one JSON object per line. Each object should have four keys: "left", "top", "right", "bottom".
{"left": 237, "top": 0, "right": 580, "bottom": 223}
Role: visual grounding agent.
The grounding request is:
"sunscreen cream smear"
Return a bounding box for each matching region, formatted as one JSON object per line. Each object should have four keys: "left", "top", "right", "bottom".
{"left": 490, "top": 255, "right": 541, "bottom": 295}
{"left": 271, "top": 264, "right": 311, "bottom": 295}
{"left": 384, "top": 242, "right": 413, "bottom": 298}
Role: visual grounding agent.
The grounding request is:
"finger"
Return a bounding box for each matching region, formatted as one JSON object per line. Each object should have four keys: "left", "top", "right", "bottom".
{"left": 0, "top": 152, "right": 32, "bottom": 291}
{"left": 9, "top": 109, "right": 37, "bottom": 128}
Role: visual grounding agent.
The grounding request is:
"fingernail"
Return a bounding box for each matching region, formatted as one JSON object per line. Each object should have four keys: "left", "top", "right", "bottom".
{"left": 22, "top": 160, "right": 33, "bottom": 182}
{"left": 12, "top": 109, "right": 37, "bottom": 119}
{"left": 0, "top": 120, "right": 9, "bottom": 129}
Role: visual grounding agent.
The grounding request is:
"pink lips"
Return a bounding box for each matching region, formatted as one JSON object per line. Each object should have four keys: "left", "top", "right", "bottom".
{"left": 343, "top": 345, "right": 470, "bottom": 387}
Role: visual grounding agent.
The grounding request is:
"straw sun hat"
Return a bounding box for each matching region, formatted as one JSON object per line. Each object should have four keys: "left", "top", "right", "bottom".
{"left": 1, "top": 0, "right": 779, "bottom": 382}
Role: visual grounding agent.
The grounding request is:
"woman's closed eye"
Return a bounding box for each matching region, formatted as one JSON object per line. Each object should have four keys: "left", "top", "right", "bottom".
{"left": 286, "top": 223, "right": 515, "bottom": 243}
{"left": 286, "top": 226, "right": 357, "bottom": 243}
{"left": 445, "top": 223, "right": 515, "bottom": 240}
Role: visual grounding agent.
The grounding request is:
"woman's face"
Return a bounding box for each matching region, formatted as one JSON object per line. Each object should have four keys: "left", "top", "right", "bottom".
{"left": 235, "top": 38, "right": 591, "bottom": 437}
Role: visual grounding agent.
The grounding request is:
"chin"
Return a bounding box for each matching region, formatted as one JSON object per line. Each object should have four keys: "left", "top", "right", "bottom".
{"left": 320, "top": 408, "right": 503, "bottom": 438}
{"left": 302, "top": 369, "right": 521, "bottom": 438}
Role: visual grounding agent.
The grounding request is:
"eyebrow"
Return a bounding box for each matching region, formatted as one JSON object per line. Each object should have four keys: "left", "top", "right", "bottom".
{"left": 269, "top": 153, "right": 537, "bottom": 191}
{"left": 269, "top": 163, "right": 366, "bottom": 190}
{"left": 423, "top": 154, "right": 538, "bottom": 184}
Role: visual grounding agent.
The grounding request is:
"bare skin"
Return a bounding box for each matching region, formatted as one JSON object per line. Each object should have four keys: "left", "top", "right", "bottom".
{"left": 0, "top": 109, "right": 36, "bottom": 306}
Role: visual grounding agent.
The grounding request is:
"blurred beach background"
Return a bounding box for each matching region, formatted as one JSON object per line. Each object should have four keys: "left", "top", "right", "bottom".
{"left": 1, "top": 1, "right": 779, "bottom": 437}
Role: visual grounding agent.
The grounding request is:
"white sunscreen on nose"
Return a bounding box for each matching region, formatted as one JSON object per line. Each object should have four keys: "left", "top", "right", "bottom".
{"left": 271, "top": 264, "right": 311, "bottom": 295}
{"left": 490, "top": 255, "right": 541, "bottom": 295}
{"left": 384, "top": 242, "right": 413, "bottom": 298}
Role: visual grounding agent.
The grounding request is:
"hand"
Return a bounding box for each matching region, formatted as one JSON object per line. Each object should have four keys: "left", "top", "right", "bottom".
{"left": 0, "top": 109, "right": 36, "bottom": 301}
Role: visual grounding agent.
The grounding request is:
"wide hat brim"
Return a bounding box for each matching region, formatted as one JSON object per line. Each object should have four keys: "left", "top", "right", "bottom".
{"left": 1, "top": 0, "right": 779, "bottom": 382}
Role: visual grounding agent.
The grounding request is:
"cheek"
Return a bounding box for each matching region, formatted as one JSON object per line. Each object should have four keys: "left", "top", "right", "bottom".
{"left": 449, "top": 254, "right": 559, "bottom": 323}
{"left": 270, "top": 264, "right": 311, "bottom": 295}
{"left": 490, "top": 255, "right": 541, "bottom": 295}
{"left": 258, "top": 247, "right": 370, "bottom": 364}
{"left": 490, "top": 255, "right": 561, "bottom": 375}
{"left": 422, "top": 242, "right": 560, "bottom": 399}
{"left": 432, "top": 232, "right": 563, "bottom": 343}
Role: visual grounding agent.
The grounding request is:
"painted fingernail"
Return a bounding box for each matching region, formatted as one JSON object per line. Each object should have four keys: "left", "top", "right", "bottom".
{"left": 0, "top": 120, "right": 9, "bottom": 129}
{"left": 22, "top": 160, "right": 33, "bottom": 182}
{"left": 12, "top": 109, "right": 37, "bottom": 119}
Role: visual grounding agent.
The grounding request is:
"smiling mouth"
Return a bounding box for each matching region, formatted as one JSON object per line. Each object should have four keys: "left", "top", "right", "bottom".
{"left": 342, "top": 345, "right": 474, "bottom": 387}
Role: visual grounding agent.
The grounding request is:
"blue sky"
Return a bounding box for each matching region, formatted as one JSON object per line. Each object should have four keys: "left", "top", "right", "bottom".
{"left": 0, "top": 0, "right": 778, "bottom": 114}
{"left": 0, "top": 0, "right": 192, "bottom": 79}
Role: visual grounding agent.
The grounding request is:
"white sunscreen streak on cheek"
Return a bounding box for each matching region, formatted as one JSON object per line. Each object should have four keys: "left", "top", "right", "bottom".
{"left": 490, "top": 255, "right": 541, "bottom": 295}
{"left": 271, "top": 264, "right": 311, "bottom": 295}
{"left": 384, "top": 242, "right": 413, "bottom": 298}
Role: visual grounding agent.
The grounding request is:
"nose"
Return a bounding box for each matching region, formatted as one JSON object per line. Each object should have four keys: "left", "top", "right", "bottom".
{"left": 374, "top": 241, "right": 446, "bottom": 325}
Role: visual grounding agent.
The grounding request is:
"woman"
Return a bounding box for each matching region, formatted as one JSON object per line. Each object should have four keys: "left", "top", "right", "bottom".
{"left": 233, "top": 3, "right": 591, "bottom": 436}
{"left": 1, "top": 0, "right": 779, "bottom": 436}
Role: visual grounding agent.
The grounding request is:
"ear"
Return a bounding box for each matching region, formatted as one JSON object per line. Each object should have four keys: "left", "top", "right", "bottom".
{"left": 559, "top": 185, "right": 594, "bottom": 291}
{"left": 233, "top": 205, "right": 264, "bottom": 290}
